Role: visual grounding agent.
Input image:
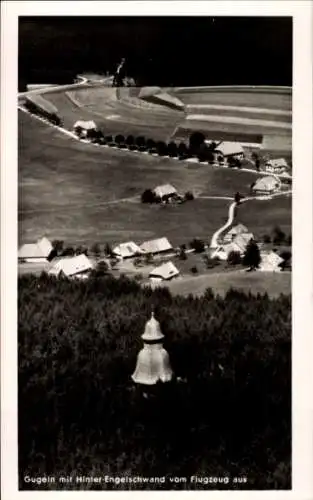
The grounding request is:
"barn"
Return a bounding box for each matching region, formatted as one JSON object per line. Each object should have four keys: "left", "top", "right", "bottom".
{"left": 18, "top": 237, "right": 53, "bottom": 263}
{"left": 140, "top": 237, "right": 173, "bottom": 255}
{"left": 48, "top": 254, "right": 94, "bottom": 278}
{"left": 149, "top": 261, "right": 180, "bottom": 282}
{"left": 252, "top": 176, "right": 281, "bottom": 195}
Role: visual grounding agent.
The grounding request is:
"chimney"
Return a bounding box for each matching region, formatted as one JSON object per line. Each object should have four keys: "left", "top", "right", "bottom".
{"left": 131, "top": 312, "right": 173, "bottom": 386}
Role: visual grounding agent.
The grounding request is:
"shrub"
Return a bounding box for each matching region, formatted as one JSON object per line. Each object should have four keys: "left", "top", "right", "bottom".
{"left": 217, "top": 155, "right": 225, "bottom": 164}
{"left": 185, "top": 191, "right": 194, "bottom": 201}
{"left": 115, "top": 134, "right": 125, "bottom": 146}
{"left": 263, "top": 234, "right": 271, "bottom": 244}
{"left": 168, "top": 142, "right": 178, "bottom": 158}
{"left": 92, "top": 260, "right": 110, "bottom": 277}
{"left": 179, "top": 248, "right": 187, "bottom": 260}
{"left": 90, "top": 243, "right": 101, "bottom": 257}
{"left": 126, "top": 135, "right": 135, "bottom": 147}
{"left": 190, "top": 266, "right": 198, "bottom": 274}
{"left": 177, "top": 142, "right": 188, "bottom": 159}
{"left": 272, "top": 226, "right": 286, "bottom": 246}
{"left": 227, "top": 250, "right": 242, "bottom": 266}
{"left": 197, "top": 143, "right": 209, "bottom": 162}
{"left": 52, "top": 240, "right": 64, "bottom": 255}
{"left": 156, "top": 141, "right": 168, "bottom": 156}
{"left": 104, "top": 243, "right": 113, "bottom": 257}
{"left": 204, "top": 255, "right": 220, "bottom": 268}
{"left": 189, "top": 131, "right": 205, "bottom": 155}
{"left": 136, "top": 136, "right": 146, "bottom": 149}
{"left": 105, "top": 134, "right": 113, "bottom": 144}
{"left": 61, "top": 246, "right": 75, "bottom": 257}
{"left": 146, "top": 138, "right": 156, "bottom": 151}
{"left": 141, "top": 189, "right": 156, "bottom": 204}
{"left": 207, "top": 151, "right": 215, "bottom": 164}
{"left": 190, "top": 238, "right": 205, "bottom": 253}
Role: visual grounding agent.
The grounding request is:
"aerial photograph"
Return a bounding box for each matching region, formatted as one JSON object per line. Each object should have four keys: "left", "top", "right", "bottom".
{"left": 18, "top": 16, "right": 292, "bottom": 490}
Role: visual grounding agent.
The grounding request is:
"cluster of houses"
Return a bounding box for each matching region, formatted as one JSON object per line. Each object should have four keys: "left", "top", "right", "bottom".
{"left": 211, "top": 223, "right": 284, "bottom": 272}
{"left": 18, "top": 235, "right": 180, "bottom": 282}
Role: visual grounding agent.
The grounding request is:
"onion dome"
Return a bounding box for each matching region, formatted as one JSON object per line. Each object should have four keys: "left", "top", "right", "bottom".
{"left": 141, "top": 312, "right": 164, "bottom": 342}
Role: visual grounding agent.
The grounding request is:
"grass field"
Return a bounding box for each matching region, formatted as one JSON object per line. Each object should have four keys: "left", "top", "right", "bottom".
{"left": 19, "top": 111, "right": 266, "bottom": 246}
{"left": 174, "top": 88, "right": 292, "bottom": 111}
{"left": 166, "top": 269, "right": 291, "bottom": 298}
{"left": 235, "top": 197, "right": 292, "bottom": 238}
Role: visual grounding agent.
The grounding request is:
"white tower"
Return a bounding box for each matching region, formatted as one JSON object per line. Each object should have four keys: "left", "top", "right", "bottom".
{"left": 132, "top": 312, "right": 173, "bottom": 386}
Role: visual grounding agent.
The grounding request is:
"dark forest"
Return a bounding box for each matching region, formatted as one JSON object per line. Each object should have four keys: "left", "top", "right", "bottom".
{"left": 18, "top": 16, "right": 292, "bottom": 90}
{"left": 19, "top": 274, "right": 291, "bottom": 490}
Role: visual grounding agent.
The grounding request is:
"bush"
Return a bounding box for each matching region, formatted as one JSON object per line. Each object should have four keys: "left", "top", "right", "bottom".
{"left": 179, "top": 248, "right": 187, "bottom": 260}
{"left": 126, "top": 135, "right": 135, "bottom": 147}
{"left": 190, "top": 238, "right": 205, "bottom": 253}
{"left": 190, "top": 266, "right": 198, "bottom": 274}
{"left": 263, "top": 234, "right": 271, "bottom": 244}
{"left": 146, "top": 138, "right": 156, "bottom": 151}
{"left": 207, "top": 151, "right": 215, "bottom": 164}
{"left": 136, "top": 136, "right": 146, "bottom": 149}
{"left": 115, "top": 134, "right": 125, "bottom": 146}
{"left": 92, "top": 260, "right": 110, "bottom": 277}
{"left": 189, "top": 131, "right": 205, "bottom": 155}
{"left": 156, "top": 141, "right": 168, "bottom": 157}
{"left": 141, "top": 189, "right": 156, "bottom": 204}
{"left": 272, "top": 226, "right": 286, "bottom": 246}
{"left": 61, "top": 246, "right": 75, "bottom": 257}
{"left": 177, "top": 142, "right": 189, "bottom": 159}
{"left": 185, "top": 191, "right": 194, "bottom": 201}
{"left": 204, "top": 255, "right": 220, "bottom": 268}
{"left": 105, "top": 134, "right": 113, "bottom": 144}
{"left": 52, "top": 240, "right": 64, "bottom": 255}
{"left": 168, "top": 142, "right": 178, "bottom": 158}
{"left": 104, "top": 243, "right": 113, "bottom": 257}
{"left": 197, "top": 143, "right": 210, "bottom": 162}
{"left": 90, "top": 243, "right": 101, "bottom": 257}
{"left": 227, "top": 250, "right": 242, "bottom": 266}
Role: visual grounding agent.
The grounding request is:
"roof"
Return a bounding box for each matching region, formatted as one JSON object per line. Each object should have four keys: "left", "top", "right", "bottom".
{"left": 215, "top": 141, "right": 244, "bottom": 157}
{"left": 49, "top": 254, "right": 93, "bottom": 277}
{"left": 149, "top": 261, "right": 179, "bottom": 280}
{"left": 231, "top": 233, "right": 254, "bottom": 253}
{"left": 113, "top": 241, "right": 143, "bottom": 258}
{"left": 266, "top": 158, "right": 289, "bottom": 168}
{"left": 253, "top": 176, "right": 280, "bottom": 192}
{"left": 140, "top": 237, "right": 173, "bottom": 254}
{"left": 153, "top": 184, "right": 177, "bottom": 199}
{"left": 260, "top": 251, "right": 284, "bottom": 268}
{"left": 226, "top": 224, "right": 249, "bottom": 237}
{"left": 18, "top": 237, "right": 53, "bottom": 259}
{"left": 73, "top": 120, "right": 97, "bottom": 130}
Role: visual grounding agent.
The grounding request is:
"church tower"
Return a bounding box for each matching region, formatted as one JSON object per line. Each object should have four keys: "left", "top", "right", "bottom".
{"left": 132, "top": 312, "right": 173, "bottom": 386}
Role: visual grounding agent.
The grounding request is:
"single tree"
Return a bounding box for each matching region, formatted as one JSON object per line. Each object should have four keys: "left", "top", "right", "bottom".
{"left": 227, "top": 250, "right": 242, "bottom": 266}
{"left": 141, "top": 189, "right": 156, "bottom": 204}
{"left": 189, "top": 131, "right": 205, "bottom": 155}
{"left": 243, "top": 240, "right": 261, "bottom": 270}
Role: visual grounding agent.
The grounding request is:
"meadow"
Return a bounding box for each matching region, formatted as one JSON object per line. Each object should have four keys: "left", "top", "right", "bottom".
{"left": 19, "top": 112, "right": 266, "bottom": 247}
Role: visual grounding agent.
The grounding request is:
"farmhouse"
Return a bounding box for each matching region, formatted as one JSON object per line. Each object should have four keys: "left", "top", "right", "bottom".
{"left": 214, "top": 141, "right": 244, "bottom": 159}
{"left": 149, "top": 261, "right": 180, "bottom": 282}
{"left": 211, "top": 233, "right": 254, "bottom": 261}
{"left": 252, "top": 176, "right": 281, "bottom": 195}
{"left": 140, "top": 237, "right": 173, "bottom": 255}
{"left": 112, "top": 241, "right": 143, "bottom": 259}
{"left": 265, "top": 158, "right": 289, "bottom": 175}
{"left": 73, "top": 120, "right": 97, "bottom": 138}
{"left": 18, "top": 237, "right": 53, "bottom": 263}
{"left": 153, "top": 184, "right": 178, "bottom": 202}
{"left": 259, "top": 251, "right": 284, "bottom": 272}
{"left": 223, "top": 224, "right": 249, "bottom": 243}
{"left": 48, "top": 254, "right": 93, "bottom": 278}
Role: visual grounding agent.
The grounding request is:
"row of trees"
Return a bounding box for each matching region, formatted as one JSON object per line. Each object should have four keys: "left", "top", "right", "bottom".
{"left": 74, "top": 129, "right": 239, "bottom": 166}
{"left": 24, "top": 100, "right": 63, "bottom": 127}
{"left": 18, "top": 274, "right": 291, "bottom": 489}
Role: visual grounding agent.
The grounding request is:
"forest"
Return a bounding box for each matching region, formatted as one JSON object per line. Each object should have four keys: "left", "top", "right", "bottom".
{"left": 18, "top": 273, "right": 291, "bottom": 490}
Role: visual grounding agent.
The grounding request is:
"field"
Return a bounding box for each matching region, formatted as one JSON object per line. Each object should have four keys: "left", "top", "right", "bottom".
{"left": 19, "top": 111, "right": 267, "bottom": 247}
{"left": 166, "top": 269, "right": 291, "bottom": 298}
{"left": 19, "top": 85, "right": 292, "bottom": 298}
